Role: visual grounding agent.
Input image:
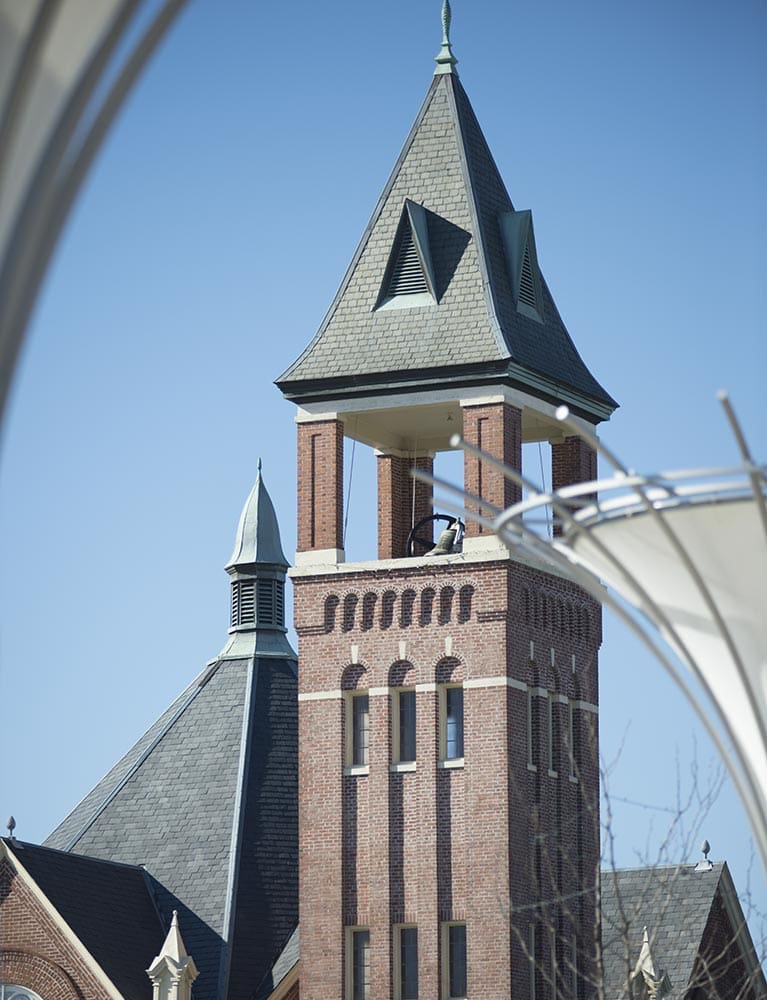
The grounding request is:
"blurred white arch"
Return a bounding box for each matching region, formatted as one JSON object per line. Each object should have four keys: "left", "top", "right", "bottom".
{"left": 420, "top": 394, "right": 767, "bottom": 870}
{"left": 0, "top": 0, "right": 188, "bottom": 426}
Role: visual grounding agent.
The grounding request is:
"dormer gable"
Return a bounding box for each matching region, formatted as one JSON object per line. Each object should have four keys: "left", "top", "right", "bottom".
{"left": 374, "top": 200, "right": 438, "bottom": 311}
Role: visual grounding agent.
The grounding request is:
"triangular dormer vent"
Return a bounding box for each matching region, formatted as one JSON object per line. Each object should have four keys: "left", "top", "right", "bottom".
{"left": 375, "top": 200, "right": 438, "bottom": 310}
{"left": 499, "top": 209, "right": 543, "bottom": 322}
{"left": 518, "top": 242, "right": 537, "bottom": 309}
{"left": 390, "top": 223, "right": 428, "bottom": 295}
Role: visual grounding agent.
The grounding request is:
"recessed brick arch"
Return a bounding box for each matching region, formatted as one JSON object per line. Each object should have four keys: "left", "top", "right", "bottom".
{"left": 435, "top": 656, "right": 463, "bottom": 684}
{"left": 388, "top": 660, "right": 414, "bottom": 687}
{"left": 340, "top": 663, "right": 367, "bottom": 690}
{"left": 0, "top": 952, "right": 81, "bottom": 1000}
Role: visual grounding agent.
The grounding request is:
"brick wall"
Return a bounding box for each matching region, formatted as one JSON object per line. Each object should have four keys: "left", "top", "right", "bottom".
{"left": 297, "top": 420, "right": 344, "bottom": 552}
{"left": 461, "top": 403, "right": 522, "bottom": 537}
{"left": 377, "top": 454, "right": 434, "bottom": 559}
{"left": 0, "top": 857, "right": 110, "bottom": 1000}
{"left": 294, "top": 552, "right": 601, "bottom": 999}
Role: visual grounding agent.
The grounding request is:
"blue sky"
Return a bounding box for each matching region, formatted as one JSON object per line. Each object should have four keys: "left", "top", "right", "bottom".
{"left": 1, "top": 0, "right": 766, "bottom": 939}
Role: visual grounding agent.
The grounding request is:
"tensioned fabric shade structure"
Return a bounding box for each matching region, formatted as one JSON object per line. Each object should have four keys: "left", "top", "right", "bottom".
{"left": 423, "top": 395, "right": 767, "bottom": 870}
{"left": 0, "top": 0, "right": 188, "bottom": 427}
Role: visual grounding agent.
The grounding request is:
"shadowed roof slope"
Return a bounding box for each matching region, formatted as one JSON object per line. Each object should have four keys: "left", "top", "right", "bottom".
{"left": 4, "top": 839, "right": 165, "bottom": 1000}
{"left": 277, "top": 70, "right": 616, "bottom": 423}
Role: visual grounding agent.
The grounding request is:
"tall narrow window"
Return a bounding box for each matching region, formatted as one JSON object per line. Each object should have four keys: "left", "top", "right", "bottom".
{"left": 347, "top": 928, "right": 370, "bottom": 1000}
{"left": 345, "top": 693, "right": 369, "bottom": 769}
{"left": 527, "top": 688, "right": 535, "bottom": 769}
{"left": 529, "top": 924, "right": 537, "bottom": 1000}
{"left": 397, "top": 926, "right": 418, "bottom": 1000}
{"left": 396, "top": 689, "right": 416, "bottom": 763}
{"left": 442, "top": 685, "right": 464, "bottom": 761}
{"left": 353, "top": 694, "right": 369, "bottom": 766}
{"left": 442, "top": 923, "right": 467, "bottom": 999}
{"left": 567, "top": 701, "right": 576, "bottom": 779}
{"left": 547, "top": 693, "right": 558, "bottom": 776}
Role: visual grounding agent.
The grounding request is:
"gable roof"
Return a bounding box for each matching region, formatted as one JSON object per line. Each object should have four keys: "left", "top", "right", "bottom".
{"left": 600, "top": 861, "right": 766, "bottom": 998}
{"left": 277, "top": 71, "right": 616, "bottom": 423}
{"left": 3, "top": 838, "right": 165, "bottom": 1000}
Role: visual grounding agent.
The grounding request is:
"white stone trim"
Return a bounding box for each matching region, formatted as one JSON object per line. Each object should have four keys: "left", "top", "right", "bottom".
{"left": 390, "top": 761, "right": 417, "bottom": 774}
{"left": 438, "top": 757, "right": 465, "bottom": 770}
{"left": 573, "top": 699, "right": 598, "bottom": 714}
{"left": 368, "top": 686, "right": 389, "bottom": 697}
{"left": 298, "top": 689, "right": 342, "bottom": 701}
{"left": 1, "top": 842, "right": 125, "bottom": 1000}
{"left": 416, "top": 682, "right": 438, "bottom": 692}
{"left": 343, "top": 765, "right": 370, "bottom": 777}
{"left": 294, "top": 547, "right": 346, "bottom": 567}
{"left": 464, "top": 676, "right": 527, "bottom": 692}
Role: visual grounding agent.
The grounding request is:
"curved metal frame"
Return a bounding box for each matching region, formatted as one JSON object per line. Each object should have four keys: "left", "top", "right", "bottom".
{"left": 414, "top": 393, "right": 767, "bottom": 869}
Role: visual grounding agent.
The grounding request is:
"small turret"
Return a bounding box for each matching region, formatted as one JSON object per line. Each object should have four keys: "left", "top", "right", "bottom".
{"left": 219, "top": 462, "right": 294, "bottom": 659}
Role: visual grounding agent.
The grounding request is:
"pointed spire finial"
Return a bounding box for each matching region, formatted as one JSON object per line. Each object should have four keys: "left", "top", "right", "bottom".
{"left": 434, "top": 0, "right": 458, "bottom": 75}
{"left": 257, "top": 456, "right": 262, "bottom": 474}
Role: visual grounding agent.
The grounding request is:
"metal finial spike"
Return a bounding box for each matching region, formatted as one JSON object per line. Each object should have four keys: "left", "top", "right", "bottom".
{"left": 442, "top": 0, "right": 452, "bottom": 45}
{"left": 257, "top": 457, "right": 262, "bottom": 474}
{"left": 434, "top": 0, "right": 458, "bottom": 75}
{"left": 6, "top": 815, "right": 16, "bottom": 836}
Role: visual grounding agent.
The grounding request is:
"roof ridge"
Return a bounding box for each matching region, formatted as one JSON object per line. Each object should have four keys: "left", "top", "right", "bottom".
{"left": 4, "top": 837, "right": 148, "bottom": 873}
{"left": 444, "top": 73, "right": 509, "bottom": 361}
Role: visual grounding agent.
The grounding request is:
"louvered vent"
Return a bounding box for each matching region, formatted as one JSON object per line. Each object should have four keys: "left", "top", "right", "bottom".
{"left": 388, "top": 221, "right": 428, "bottom": 296}
{"left": 518, "top": 242, "right": 537, "bottom": 309}
{"left": 231, "top": 580, "right": 256, "bottom": 627}
{"left": 258, "top": 579, "right": 275, "bottom": 626}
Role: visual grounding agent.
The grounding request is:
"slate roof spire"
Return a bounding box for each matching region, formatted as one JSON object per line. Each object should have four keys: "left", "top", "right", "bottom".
{"left": 222, "top": 462, "right": 293, "bottom": 660}
{"left": 277, "top": 39, "right": 617, "bottom": 424}
{"left": 435, "top": 0, "right": 458, "bottom": 75}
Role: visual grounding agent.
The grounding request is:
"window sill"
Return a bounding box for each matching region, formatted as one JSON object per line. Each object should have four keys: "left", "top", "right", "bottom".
{"left": 548, "top": 769, "right": 558, "bottom": 778}
{"left": 390, "top": 761, "right": 416, "bottom": 773}
{"left": 569, "top": 774, "right": 579, "bottom": 784}
{"left": 343, "top": 765, "right": 370, "bottom": 777}
{"left": 438, "top": 757, "right": 465, "bottom": 770}
{"left": 527, "top": 763, "right": 537, "bottom": 773}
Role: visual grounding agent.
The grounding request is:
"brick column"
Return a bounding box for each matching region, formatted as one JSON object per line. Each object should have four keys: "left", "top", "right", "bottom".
{"left": 377, "top": 453, "right": 434, "bottom": 559}
{"left": 462, "top": 403, "right": 522, "bottom": 537}
{"left": 416, "top": 686, "right": 440, "bottom": 998}
{"left": 368, "top": 692, "right": 392, "bottom": 997}
{"left": 297, "top": 419, "right": 344, "bottom": 553}
{"left": 551, "top": 436, "right": 596, "bottom": 536}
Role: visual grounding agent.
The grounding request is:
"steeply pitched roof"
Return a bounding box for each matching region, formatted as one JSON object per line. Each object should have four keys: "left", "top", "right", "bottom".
{"left": 277, "top": 71, "right": 616, "bottom": 422}
{"left": 227, "top": 462, "right": 288, "bottom": 570}
{"left": 600, "top": 861, "right": 766, "bottom": 998}
{"left": 45, "top": 652, "right": 298, "bottom": 1000}
{"left": 43, "top": 474, "right": 298, "bottom": 1000}
{"left": 4, "top": 839, "right": 165, "bottom": 1000}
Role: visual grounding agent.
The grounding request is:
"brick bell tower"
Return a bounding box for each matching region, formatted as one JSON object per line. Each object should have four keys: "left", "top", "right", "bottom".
{"left": 276, "top": 6, "right": 617, "bottom": 999}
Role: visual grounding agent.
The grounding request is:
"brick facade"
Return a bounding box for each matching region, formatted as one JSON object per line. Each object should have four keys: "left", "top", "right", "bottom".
{"left": 377, "top": 454, "right": 434, "bottom": 560}
{"left": 297, "top": 420, "right": 344, "bottom": 553}
{"left": 0, "top": 858, "right": 111, "bottom": 1000}
{"left": 293, "top": 554, "right": 601, "bottom": 1000}
{"left": 461, "top": 403, "right": 522, "bottom": 537}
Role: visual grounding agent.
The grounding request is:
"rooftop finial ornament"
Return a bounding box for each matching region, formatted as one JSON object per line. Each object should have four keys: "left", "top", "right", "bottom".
{"left": 435, "top": 0, "right": 458, "bottom": 75}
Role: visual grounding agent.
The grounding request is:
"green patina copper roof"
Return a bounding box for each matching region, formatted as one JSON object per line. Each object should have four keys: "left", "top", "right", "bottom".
{"left": 276, "top": 69, "right": 617, "bottom": 422}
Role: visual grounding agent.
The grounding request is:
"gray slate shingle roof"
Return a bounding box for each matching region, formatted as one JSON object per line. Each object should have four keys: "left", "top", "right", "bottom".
{"left": 277, "top": 72, "right": 616, "bottom": 422}
{"left": 44, "top": 653, "right": 298, "bottom": 1000}
{"left": 5, "top": 839, "right": 165, "bottom": 1000}
{"left": 600, "top": 861, "right": 736, "bottom": 999}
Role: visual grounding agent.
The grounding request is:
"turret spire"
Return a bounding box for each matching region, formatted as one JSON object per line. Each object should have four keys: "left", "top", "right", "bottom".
{"left": 219, "top": 464, "right": 295, "bottom": 660}
{"left": 435, "top": 0, "right": 458, "bottom": 74}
